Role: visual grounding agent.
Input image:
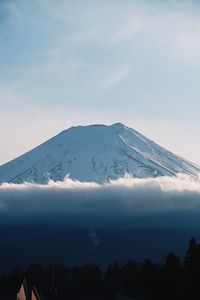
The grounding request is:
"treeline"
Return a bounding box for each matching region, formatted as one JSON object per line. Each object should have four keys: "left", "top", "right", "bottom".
{"left": 1, "top": 237, "right": 200, "bottom": 299}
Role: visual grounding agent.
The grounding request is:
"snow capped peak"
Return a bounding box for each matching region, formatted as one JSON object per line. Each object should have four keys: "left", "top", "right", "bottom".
{"left": 0, "top": 123, "right": 199, "bottom": 184}
{"left": 111, "top": 122, "right": 125, "bottom": 129}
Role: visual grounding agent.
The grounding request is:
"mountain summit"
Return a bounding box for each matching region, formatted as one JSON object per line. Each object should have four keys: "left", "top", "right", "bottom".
{"left": 0, "top": 123, "right": 199, "bottom": 183}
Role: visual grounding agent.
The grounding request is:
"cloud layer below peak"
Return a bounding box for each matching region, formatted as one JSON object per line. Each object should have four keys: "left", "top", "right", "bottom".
{"left": 1, "top": 174, "right": 200, "bottom": 229}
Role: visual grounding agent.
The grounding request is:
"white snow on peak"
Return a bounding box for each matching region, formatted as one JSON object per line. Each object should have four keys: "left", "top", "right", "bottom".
{"left": 0, "top": 123, "right": 199, "bottom": 184}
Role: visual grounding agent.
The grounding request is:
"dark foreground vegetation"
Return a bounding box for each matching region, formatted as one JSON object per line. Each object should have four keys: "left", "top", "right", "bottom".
{"left": 1, "top": 237, "right": 200, "bottom": 300}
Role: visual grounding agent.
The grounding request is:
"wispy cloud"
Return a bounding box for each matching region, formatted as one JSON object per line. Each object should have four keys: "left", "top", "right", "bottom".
{"left": 101, "top": 67, "right": 131, "bottom": 89}
{"left": 111, "top": 1, "right": 200, "bottom": 65}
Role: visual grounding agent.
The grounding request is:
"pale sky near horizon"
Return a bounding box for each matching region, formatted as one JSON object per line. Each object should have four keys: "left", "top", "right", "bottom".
{"left": 1, "top": 0, "right": 200, "bottom": 165}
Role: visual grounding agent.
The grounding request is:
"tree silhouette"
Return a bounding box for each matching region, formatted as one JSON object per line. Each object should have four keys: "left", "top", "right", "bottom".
{"left": 184, "top": 237, "right": 197, "bottom": 267}
{"left": 2, "top": 237, "right": 200, "bottom": 300}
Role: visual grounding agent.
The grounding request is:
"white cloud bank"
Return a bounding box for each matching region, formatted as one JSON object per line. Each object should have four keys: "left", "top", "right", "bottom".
{"left": 1, "top": 174, "right": 200, "bottom": 229}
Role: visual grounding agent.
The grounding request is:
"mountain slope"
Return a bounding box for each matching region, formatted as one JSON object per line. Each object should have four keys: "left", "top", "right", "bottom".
{"left": 0, "top": 123, "right": 199, "bottom": 183}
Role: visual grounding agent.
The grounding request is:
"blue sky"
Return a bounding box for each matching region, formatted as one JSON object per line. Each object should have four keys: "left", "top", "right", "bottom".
{"left": 1, "top": 0, "right": 200, "bottom": 165}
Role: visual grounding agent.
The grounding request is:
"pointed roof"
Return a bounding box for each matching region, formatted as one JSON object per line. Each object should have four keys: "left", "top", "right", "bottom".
{"left": 16, "top": 278, "right": 29, "bottom": 300}
{"left": 31, "top": 287, "right": 40, "bottom": 300}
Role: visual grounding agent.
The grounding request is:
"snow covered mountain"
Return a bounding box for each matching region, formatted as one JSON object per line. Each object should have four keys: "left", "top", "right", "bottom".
{"left": 0, "top": 123, "right": 199, "bottom": 184}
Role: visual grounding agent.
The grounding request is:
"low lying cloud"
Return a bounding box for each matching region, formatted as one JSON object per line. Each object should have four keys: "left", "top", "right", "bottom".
{"left": 1, "top": 174, "right": 200, "bottom": 229}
